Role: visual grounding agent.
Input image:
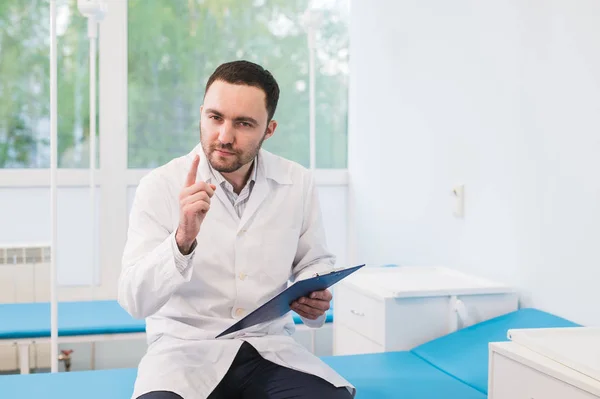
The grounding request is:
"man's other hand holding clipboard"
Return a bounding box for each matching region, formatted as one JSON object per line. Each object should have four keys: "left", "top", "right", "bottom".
{"left": 290, "top": 284, "right": 333, "bottom": 321}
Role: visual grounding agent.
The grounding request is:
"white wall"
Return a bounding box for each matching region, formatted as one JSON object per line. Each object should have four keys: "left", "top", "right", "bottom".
{"left": 349, "top": 0, "right": 600, "bottom": 326}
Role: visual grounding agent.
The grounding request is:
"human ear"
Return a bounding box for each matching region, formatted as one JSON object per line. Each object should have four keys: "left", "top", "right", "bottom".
{"left": 264, "top": 119, "right": 277, "bottom": 139}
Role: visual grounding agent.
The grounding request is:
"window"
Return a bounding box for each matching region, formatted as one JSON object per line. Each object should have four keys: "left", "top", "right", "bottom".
{"left": 0, "top": 0, "right": 349, "bottom": 292}
{"left": 0, "top": 0, "right": 97, "bottom": 169}
{"left": 127, "top": 0, "right": 348, "bottom": 169}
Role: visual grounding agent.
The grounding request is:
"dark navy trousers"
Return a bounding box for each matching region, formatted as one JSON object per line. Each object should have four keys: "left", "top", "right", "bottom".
{"left": 137, "top": 341, "right": 352, "bottom": 399}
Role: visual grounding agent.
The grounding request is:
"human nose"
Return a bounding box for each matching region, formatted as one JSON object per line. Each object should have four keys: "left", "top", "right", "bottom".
{"left": 218, "top": 122, "right": 234, "bottom": 144}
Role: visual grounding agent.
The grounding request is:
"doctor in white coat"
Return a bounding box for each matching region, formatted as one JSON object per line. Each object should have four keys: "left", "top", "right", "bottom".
{"left": 118, "top": 60, "right": 355, "bottom": 399}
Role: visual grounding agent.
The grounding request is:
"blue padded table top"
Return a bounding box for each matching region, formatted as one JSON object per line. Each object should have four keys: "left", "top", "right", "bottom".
{"left": 0, "top": 301, "right": 145, "bottom": 339}
{"left": 0, "top": 300, "right": 331, "bottom": 339}
{"left": 0, "top": 368, "right": 137, "bottom": 399}
{"left": 411, "top": 307, "right": 580, "bottom": 394}
{"left": 0, "top": 352, "right": 486, "bottom": 399}
{"left": 322, "top": 351, "right": 486, "bottom": 399}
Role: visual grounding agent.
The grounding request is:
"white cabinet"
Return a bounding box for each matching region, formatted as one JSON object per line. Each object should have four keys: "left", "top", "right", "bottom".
{"left": 489, "top": 339, "right": 600, "bottom": 399}
{"left": 332, "top": 266, "right": 518, "bottom": 355}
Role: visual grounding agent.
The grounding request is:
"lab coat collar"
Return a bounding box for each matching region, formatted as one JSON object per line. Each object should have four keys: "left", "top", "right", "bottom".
{"left": 206, "top": 155, "right": 258, "bottom": 193}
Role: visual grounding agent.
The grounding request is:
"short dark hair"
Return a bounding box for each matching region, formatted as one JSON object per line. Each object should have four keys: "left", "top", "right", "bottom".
{"left": 205, "top": 60, "right": 280, "bottom": 122}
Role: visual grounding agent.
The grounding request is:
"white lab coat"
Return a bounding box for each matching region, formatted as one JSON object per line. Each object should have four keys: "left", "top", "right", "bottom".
{"left": 118, "top": 144, "right": 355, "bottom": 399}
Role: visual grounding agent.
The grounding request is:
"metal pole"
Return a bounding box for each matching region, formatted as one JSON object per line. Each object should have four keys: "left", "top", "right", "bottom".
{"left": 89, "top": 16, "right": 97, "bottom": 298}
{"left": 308, "top": 15, "right": 316, "bottom": 170}
{"left": 49, "top": 0, "right": 59, "bottom": 373}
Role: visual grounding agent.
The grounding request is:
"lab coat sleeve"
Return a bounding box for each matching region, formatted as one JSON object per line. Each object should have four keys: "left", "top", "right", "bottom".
{"left": 291, "top": 173, "right": 336, "bottom": 328}
{"left": 118, "top": 173, "right": 195, "bottom": 319}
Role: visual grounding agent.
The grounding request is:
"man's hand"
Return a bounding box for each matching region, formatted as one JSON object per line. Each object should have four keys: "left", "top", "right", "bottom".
{"left": 175, "top": 154, "right": 216, "bottom": 254}
{"left": 291, "top": 289, "right": 332, "bottom": 320}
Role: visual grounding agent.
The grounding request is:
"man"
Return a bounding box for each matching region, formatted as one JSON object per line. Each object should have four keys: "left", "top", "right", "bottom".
{"left": 118, "top": 60, "right": 354, "bottom": 399}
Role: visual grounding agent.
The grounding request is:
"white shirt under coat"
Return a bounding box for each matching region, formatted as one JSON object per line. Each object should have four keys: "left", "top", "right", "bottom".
{"left": 118, "top": 144, "right": 355, "bottom": 398}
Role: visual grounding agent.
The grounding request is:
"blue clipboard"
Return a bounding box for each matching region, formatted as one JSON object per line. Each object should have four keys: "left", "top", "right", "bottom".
{"left": 216, "top": 264, "right": 365, "bottom": 338}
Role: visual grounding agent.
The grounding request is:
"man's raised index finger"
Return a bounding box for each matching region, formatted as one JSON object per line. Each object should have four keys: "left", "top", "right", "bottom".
{"left": 186, "top": 154, "right": 200, "bottom": 187}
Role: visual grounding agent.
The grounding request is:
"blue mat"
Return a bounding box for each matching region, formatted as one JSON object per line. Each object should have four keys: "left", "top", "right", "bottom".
{"left": 0, "top": 301, "right": 145, "bottom": 339}
{"left": 0, "top": 368, "right": 137, "bottom": 399}
{"left": 0, "top": 353, "right": 486, "bottom": 399}
{"left": 410, "top": 307, "right": 580, "bottom": 394}
{"left": 0, "top": 301, "right": 331, "bottom": 340}
{"left": 322, "top": 351, "right": 486, "bottom": 399}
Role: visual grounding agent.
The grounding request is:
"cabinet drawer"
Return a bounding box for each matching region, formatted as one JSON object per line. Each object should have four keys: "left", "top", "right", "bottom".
{"left": 335, "top": 284, "right": 385, "bottom": 344}
{"left": 334, "top": 323, "right": 384, "bottom": 356}
{"left": 490, "top": 352, "right": 597, "bottom": 399}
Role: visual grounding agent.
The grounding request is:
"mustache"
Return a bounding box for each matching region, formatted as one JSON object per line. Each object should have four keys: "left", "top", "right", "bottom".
{"left": 211, "top": 143, "right": 237, "bottom": 154}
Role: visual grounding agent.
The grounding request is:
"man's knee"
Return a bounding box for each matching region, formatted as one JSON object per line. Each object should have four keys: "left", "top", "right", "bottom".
{"left": 243, "top": 364, "right": 353, "bottom": 399}
{"left": 136, "top": 391, "right": 183, "bottom": 399}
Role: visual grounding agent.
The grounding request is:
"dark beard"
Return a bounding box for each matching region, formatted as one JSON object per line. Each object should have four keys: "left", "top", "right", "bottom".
{"left": 200, "top": 126, "right": 266, "bottom": 173}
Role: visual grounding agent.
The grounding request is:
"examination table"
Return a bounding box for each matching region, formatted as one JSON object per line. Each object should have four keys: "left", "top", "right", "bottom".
{"left": 0, "top": 307, "right": 579, "bottom": 398}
